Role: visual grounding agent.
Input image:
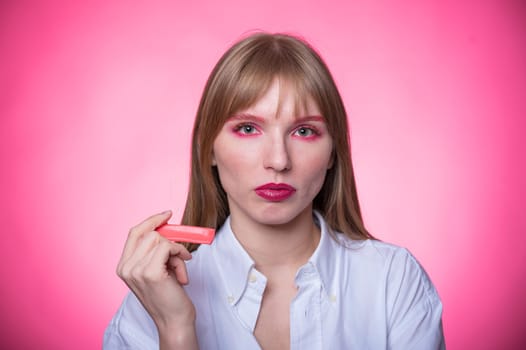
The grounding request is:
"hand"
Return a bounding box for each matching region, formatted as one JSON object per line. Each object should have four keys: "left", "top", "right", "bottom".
{"left": 117, "top": 210, "right": 198, "bottom": 347}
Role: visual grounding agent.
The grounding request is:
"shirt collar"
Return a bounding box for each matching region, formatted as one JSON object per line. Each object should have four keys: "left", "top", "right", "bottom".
{"left": 212, "top": 211, "right": 338, "bottom": 303}
{"left": 308, "top": 210, "right": 338, "bottom": 294}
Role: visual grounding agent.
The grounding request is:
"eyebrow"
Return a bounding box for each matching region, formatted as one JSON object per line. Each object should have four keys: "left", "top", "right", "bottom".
{"left": 227, "top": 114, "right": 326, "bottom": 123}
{"left": 295, "top": 115, "right": 326, "bottom": 123}
{"left": 227, "top": 114, "right": 266, "bottom": 123}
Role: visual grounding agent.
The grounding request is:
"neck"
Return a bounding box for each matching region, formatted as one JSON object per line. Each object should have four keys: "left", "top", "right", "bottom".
{"left": 230, "top": 208, "right": 320, "bottom": 274}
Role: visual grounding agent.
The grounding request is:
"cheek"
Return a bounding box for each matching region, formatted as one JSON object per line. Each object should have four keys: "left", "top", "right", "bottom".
{"left": 295, "top": 141, "right": 333, "bottom": 169}
{"left": 214, "top": 134, "right": 259, "bottom": 168}
{"left": 213, "top": 147, "right": 254, "bottom": 190}
{"left": 300, "top": 146, "right": 333, "bottom": 188}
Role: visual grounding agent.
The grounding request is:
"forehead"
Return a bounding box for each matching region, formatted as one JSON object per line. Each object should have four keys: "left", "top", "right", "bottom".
{"left": 235, "top": 77, "right": 321, "bottom": 119}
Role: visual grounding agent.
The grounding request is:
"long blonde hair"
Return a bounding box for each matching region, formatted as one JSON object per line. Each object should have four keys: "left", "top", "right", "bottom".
{"left": 181, "top": 32, "right": 373, "bottom": 251}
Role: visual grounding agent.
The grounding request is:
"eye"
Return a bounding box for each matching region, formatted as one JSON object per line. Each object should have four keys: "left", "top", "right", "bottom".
{"left": 234, "top": 123, "right": 259, "bottom": 135}
{"left": 293, "top": 126, "right": 318, "bottom": 137}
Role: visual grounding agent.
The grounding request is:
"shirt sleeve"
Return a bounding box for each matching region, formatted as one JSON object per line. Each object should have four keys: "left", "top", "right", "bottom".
{"left": 386, "top": 248, "right": 446, "bottom": 350}
{"left": 103, "top": 292, "right": 159, "bottom": 350}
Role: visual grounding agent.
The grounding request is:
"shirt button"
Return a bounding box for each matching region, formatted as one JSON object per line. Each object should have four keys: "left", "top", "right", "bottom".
{"left": 227, "top": 295, "right": 234, "bottom": 304}
{"left": 330, "top": 294, "right": 337, "bottom": 303}
{"left": 249, "top": 274, "right": 257, "bottom": 283}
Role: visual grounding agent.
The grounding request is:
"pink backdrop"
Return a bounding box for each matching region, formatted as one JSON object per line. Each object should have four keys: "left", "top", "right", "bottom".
{"left": 1, "top": 0, "right": 525, "bottom": 348}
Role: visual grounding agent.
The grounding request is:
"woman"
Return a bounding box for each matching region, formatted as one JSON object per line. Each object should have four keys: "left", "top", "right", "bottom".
{"left": 104, "top": 32, "right": 445, "bottom": 349}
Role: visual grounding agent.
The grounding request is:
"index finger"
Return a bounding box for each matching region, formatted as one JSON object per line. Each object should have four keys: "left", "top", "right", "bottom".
{"left": 121, "top": 210, "right": 172, "bottom": 262}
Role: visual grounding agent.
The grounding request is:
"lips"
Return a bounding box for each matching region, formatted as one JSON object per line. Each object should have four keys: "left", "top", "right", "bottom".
{"left": 255, "top": 183, "right": 296, "bottom": 201}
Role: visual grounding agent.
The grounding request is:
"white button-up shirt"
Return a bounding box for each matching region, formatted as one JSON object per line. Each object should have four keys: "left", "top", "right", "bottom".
{"left": 104, "top": 212, "right": 445, "bottom": 349}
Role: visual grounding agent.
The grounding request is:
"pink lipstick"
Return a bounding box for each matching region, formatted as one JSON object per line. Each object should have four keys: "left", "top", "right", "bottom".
{"left": 157, "top": 224, "right": 215, "bottom": 244}
{"left": 255, "top": 183, "right": 296, "bottom": 201}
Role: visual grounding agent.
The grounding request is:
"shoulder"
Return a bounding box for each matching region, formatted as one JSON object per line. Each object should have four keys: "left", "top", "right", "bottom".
{"left": 364, "top": 239, "right": 440, "bottom": 305}
{"left": 333, "top": 234, "right": 441, "bottom": 306}
{"left": 333, "top": 235, "right": 415, "bottom": 272}
{"left": 103, "top": 292, "right": 158, "bottom": 349}
{"left": 316, "top": 211, "right": 420, "bottom": 275}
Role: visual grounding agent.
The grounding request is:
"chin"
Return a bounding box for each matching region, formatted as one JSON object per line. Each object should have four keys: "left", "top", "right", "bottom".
{"left": 253, "top": 204, "right": 310, "bottom": 226}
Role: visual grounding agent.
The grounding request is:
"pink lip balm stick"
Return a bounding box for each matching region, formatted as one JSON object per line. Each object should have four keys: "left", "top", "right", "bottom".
{"left": 157, "top": 224, "right": 215, "bottom": 244}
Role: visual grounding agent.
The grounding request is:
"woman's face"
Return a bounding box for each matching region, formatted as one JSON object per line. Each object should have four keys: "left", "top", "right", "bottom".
{"left": 212, "top": 79, "right": 333, "bottom": 227}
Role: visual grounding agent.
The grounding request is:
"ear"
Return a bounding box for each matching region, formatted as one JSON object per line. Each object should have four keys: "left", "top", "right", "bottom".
{"left": 211, "top": 151, "right": 217, "bottom": 166}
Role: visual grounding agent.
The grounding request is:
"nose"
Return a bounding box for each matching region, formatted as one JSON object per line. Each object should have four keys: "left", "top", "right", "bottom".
{"left": 263, "top": 135, "right": 291, "bottom": 172}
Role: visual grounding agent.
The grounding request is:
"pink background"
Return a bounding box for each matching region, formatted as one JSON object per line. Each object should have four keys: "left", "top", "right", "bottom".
{"left": 1, "top": 0, "right": 525, "bottom": 348}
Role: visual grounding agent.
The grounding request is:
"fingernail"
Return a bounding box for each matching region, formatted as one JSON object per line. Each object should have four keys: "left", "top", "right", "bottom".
{"left": 161, "top": 210, "right": 171, "bottom": 215}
